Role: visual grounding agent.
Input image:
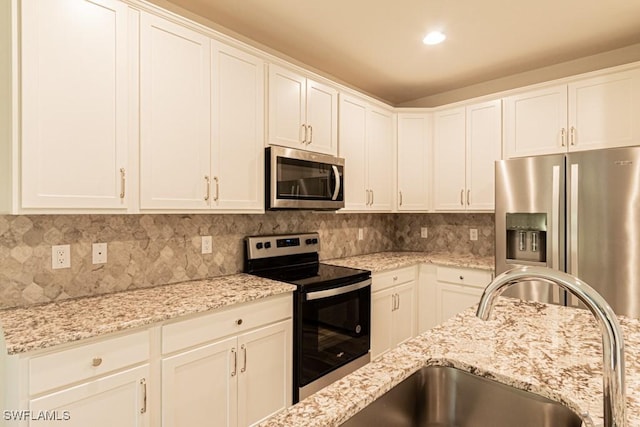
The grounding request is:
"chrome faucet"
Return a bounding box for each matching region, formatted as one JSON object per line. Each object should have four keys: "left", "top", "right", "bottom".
{"left": 476, "top": 266, "right": 626, "bottom": 427}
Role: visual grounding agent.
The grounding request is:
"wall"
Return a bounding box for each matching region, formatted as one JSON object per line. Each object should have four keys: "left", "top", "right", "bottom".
{"left": 0, "top": 212, "right": 494, "bottom": 309}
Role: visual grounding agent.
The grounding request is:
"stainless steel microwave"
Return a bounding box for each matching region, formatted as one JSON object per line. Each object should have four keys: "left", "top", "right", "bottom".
{"left": 266, "top": 146, "right": 345, "bottom": 210}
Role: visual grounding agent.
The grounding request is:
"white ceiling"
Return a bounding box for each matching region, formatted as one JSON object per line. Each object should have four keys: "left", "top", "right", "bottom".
{"left": 164, "top": 0, "right": 640, "bottom": 105}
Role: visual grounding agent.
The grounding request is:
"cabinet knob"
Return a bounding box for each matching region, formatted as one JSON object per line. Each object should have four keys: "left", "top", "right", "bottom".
{"left": 236, "top": 319, "right": 243, "bottom": 326}
{"left": 393, "top": 276, "right": 398, "bottom": 281}
{"left": 92, "top": 357, "right": 103, "bottom": 367}
{"left": 459, "top": 276, "right": 464, "bottom": 280}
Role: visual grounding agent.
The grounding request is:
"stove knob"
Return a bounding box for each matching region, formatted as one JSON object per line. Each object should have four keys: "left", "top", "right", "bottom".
{"left": 305, "top": 238, "right": 312, "bottom": 245}
{"left": 312, "top": 238, "right": 318, "bottom": 244}
{"left": 264, "top": 241, "right": 271, "bottom": 249}
{"left": 256, "top": 242, "right": 263, "bottom": 250}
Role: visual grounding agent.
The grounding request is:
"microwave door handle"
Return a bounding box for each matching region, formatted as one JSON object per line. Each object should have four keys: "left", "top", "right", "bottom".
{"left": 331, "top": 165, "right": 341, "bottom": 201}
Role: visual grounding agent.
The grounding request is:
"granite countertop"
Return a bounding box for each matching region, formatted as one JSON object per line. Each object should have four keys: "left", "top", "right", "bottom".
{"left": 324, "top": 251, "right": 494, "bottom": 272}
{"left": 260, "top": 298, "right": 640, "bottom": 427}
{"left": 0, "top": 274, "right": 295, "bottom": 355}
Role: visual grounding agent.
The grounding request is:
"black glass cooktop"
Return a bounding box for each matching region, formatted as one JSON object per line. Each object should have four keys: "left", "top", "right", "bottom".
{"left": 255, "top": 262, "right": 370, "bottom": 291}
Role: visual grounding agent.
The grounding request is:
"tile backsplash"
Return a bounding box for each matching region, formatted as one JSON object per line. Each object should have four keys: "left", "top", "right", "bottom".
{"left": 0, "top": 212, "right": 493, "bottom": 309}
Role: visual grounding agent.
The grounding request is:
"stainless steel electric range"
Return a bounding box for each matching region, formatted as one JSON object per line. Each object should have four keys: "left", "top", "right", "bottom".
{"left": 244, "top": 232, "right": 371, "bottom": 403}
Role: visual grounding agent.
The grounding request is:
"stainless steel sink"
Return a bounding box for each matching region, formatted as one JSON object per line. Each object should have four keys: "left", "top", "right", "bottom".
{"left": 341, "top": 366, "right": 583, "bottom": 427}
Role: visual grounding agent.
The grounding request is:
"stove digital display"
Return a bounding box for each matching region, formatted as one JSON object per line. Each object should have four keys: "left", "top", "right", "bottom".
{"left": 277, "top": 237, "right": 300, "bottom": 248}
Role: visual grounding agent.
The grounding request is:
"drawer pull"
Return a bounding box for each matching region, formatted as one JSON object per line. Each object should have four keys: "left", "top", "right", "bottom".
{"left": 91, "top": 357, "right": 103, "bottom": 367}
{"left": 236, "top": 318, "right": 243, "bottom": 326}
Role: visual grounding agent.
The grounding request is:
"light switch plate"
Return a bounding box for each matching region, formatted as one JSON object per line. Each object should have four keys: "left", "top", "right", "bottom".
{"left": 421, "top": 227, "right": 428, "bottom": 238}
{"left": 357, "top": 228, "right": 364, "bottom": 241}
{"left": 92, "top": 243, "right": 107, "bottom": 264}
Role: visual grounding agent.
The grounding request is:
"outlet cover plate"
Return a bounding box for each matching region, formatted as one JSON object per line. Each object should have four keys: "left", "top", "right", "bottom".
{"left": 357, "top": 228, "right": 364, "bottom": 241}
{"left": 470, "top": 228, "right": 478, "bottom": 241}
{"left": 421, "top": 227, "right": 428, "bottom": 238}
{"left": 202, "top": 236, "right": 213, "bottom": 254}
{"left": 52, "top": 245, "right": 70, "bottom": 269}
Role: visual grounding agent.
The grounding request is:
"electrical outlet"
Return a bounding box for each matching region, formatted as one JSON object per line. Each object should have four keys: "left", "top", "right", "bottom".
{"left": 421, "top": 227, "right": 428, "bottom": 238}
{"left": 357, "top": 228, "right": 364, "bottom": 241}
{"left": 469, "top": 228, "right": 478, "bottom": 241}
{"left": 92, "top": 243, "right": 107, "bottom": 264}
{"left": 52, "top": 245, "right": 70, "bottom": 269}
{"left": 202, "top": 236, "right": 213, "bottom": 254}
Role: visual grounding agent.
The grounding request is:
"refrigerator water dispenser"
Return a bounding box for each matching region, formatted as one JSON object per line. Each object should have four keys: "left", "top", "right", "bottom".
{"left": 506, "top": 213, "right": 547, "bottom": 264}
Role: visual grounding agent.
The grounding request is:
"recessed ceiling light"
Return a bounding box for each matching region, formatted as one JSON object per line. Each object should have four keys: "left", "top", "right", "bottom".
{"left": 423, "top": 31, "right": 446, "bottom": 45}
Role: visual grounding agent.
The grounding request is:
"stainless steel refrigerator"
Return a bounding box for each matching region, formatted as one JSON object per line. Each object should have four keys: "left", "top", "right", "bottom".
{"left": 495, "top": 146, "right": 640, "bottom": 318}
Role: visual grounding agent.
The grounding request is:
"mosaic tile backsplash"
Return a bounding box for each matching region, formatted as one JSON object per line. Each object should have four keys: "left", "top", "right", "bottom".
{"left": 0, "top": 212, "right": 493, "bottom": 308}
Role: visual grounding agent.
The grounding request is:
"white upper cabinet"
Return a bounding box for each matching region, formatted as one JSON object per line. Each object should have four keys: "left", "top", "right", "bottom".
{"left": 139, "top": 12, "right": 211, "bottom": 210}
{"left": 397, "top": 113, "right": 432, "bottom": 211}
{"left": 211, "top": 42, "right": 265, "bottom": 212}
{"left": 268, "top": 64, "right": 338, "bottom": 155}
{"left": 20, "top": 0, "right": 130, "bottom": 210}
{"left": 505, "top": 67, "right": 640, "bottom": 158}
{"left": 434, "top": 100, "right": 501, "bottom": 211}
{"left": 339, "top": 94, "right": 394, "bottom": 211}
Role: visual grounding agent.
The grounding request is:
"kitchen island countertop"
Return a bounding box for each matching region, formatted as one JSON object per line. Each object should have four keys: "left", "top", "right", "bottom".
{"left": 260, "top": 298, "right": 640, "bottom": 427}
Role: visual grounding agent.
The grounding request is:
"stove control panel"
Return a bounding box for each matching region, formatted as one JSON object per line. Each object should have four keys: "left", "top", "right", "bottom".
{"left": 245, "top": 233, "right": 320, "bottom": 260}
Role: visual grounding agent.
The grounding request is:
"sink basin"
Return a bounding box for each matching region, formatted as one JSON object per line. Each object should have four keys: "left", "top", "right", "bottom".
{"left": 341, "top": 366, "right": 582, "bottom": 427}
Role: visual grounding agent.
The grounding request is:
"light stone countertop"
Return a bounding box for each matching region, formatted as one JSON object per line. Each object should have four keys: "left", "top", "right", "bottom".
{"left": 324, "top": 251, "right": 494, "bottom": 272}
{"left": 0, "top": 274, "right": 295, "bottom": 355}
{"left": 260, "top": 298, "right": 640, "bottom": 427}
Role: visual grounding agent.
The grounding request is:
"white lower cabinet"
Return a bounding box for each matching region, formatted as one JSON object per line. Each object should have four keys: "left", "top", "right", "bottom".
{"left": 435, "top": 266, "right": 493, "bottom": 324}
{"left": 161, "top": 295, "right": 292, "bottom": 427}
{"left": 12, "top": 330, "right": 151, "bottom": 427}
{"left": 371, "top": 267, "right": 417, "bottom": 359}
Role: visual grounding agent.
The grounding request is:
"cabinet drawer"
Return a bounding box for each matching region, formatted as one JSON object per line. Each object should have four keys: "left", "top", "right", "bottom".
{"left": 372, "top": 266, "right": 416, "bottom": 292}
{"left": 436, "top": 266, "right": 493, "bottom": 289}
{"left": 162, "top": 294, "right": 292, "bottom": 354}
{"left": 29, "top": 330, "right": 150, "bottom": 395}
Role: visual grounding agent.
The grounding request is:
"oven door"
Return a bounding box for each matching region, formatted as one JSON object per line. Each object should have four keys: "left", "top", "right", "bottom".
{"left": 266, "top": 146, "right": 344, "bottom": 210}
{"left": 298, "top": 279, "right": 371, "bottom": 390}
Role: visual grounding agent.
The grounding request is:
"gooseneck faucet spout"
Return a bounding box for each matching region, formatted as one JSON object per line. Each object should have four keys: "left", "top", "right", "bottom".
{"left": 476, "top": 266, "right": 626, "bottom": 427}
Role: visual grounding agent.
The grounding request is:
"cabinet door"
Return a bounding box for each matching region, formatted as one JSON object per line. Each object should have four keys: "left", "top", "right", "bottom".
{"left": 162, "top": 337, "right": 237, "bottom": 427}
{"left": 211, "top": 42, "right": 264, "bottom": 211}
{"left": 305, "top": 79, "right": 338, "bottom": 155}
{"left": 466, "top": 100, "right": 502, "bottom": 210}
{"left": 21, "top": 0, "right": 129, "bottom": 210}
{"left": 503, "top": 85, "right": 568, "bottom": 158}
{"left": 568, "top": 68, "right": 640, "bottom": 152}
{"left": 392, "top": 281, "right": 417, "bottom": 347}
{"left": 139, "top": 13, "right": 211, "bottom": 210}
{"left": 367, "top": 107, "right": 394, "bottom": 211}
{"left": 436, "top": 282, "right": 483, "bottom": 324}
{"left": 29, "top": 365, "right": 149, "bottom": 427}
{"left": 397, "top": 114, "right": 431, "bottom": 211}
{"left": 237, "top": 320, "right": 292, "bottom": 427}
{"left": 339, "top": 95, "right": 368, "bottom": 210}
{"left": 370, "top": 287, "right": 394, "bottom": 359}
{"left": 433, "top": 108, "right": 466, "bottom": 211}
{"left": 268, "top": 65, "right": 306, "bottom": 148}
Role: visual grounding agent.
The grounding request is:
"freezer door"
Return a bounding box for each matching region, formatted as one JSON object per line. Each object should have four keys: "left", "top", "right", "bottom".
{"left": 566, "top": 147, "right": 640, "bottom": 318}
{"left": 495, "top": 154, "right": 566, "bottom": 304}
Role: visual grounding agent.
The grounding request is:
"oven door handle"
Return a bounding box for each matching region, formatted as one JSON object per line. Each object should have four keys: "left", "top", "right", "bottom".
{"left": 331, "top": 165, "right": 341, "bottom": 201}
{"left": 305, "top": 279, "right": 371, "bottom": 301}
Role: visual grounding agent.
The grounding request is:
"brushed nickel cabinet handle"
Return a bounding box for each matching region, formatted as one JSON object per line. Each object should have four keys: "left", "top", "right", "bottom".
{"left": 241, "top": 344, "right": 247, "bottom": 373}
{"left": 467, "top": 189, "right": 471, "bottom": 206}
{"left": 213, "top": 176, "right": 219, "bottom": 202}
{"left": 396, "top": 293, "right": 400, "bottom": 310}
{"left": 301, "top": 124, "right": 308, "bottom": 144}
{"left": 570, "top": 126, "right": 576, "bottom": 146}
{"left": 92, "top": 357, "right": 102, "bottom": 367}
{"left": 308, "top": 125, "right": 313, "bottom": 144}
{"left": 204, "top": 175, "right": 211, "bottom": 201}
{"left": 399, "top": 191, "right": 403, "bottom": 206}
{"left": 231, "top": 348, "right": 237, "bottom": 377}
{"left": 371, "top": 190, "right": 374, "bottom": 205}
{"left": 460, "top": 189, "right": 464, "bottom": 206}
{"left": 561, "top": 128, "right": 566, "bottom": 147}
{"left": 119, "top": 168, "right": 126, "bottom": 199}
{"left": 140, "top": 379, "right": 147, "bottom": 414}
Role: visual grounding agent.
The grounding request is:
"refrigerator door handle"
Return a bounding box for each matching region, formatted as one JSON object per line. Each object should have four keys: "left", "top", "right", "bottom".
{"left": 568, "top": 163, "right": 580, "bottom": 307}
{"left": 551, "top": 165, "right": 560, "bottom": 270}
